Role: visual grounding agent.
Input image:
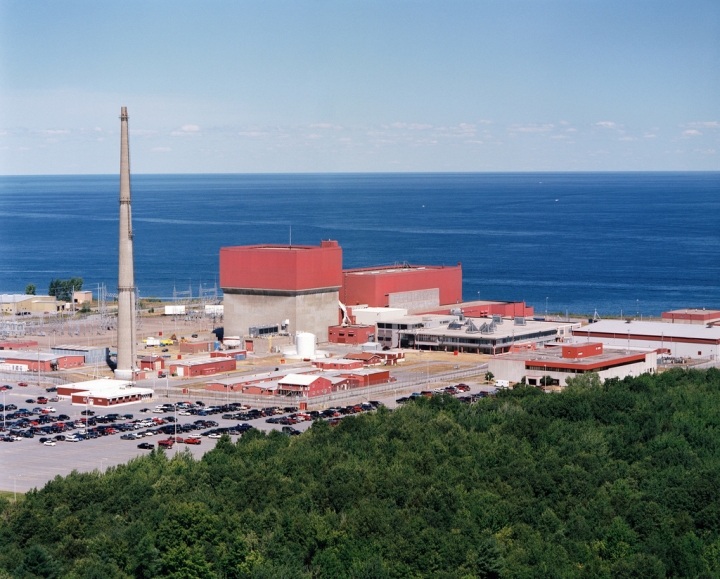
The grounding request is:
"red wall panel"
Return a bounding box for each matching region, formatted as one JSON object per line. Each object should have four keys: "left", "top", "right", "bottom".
{"left": 220, "top": 241, "right": 342, "bottom": 291}
{"left": 341, "top": 265, "right": 462, "bottom": 307}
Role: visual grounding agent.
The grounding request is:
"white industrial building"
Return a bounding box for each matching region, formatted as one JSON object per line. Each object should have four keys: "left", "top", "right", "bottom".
{"left": 377, "top": 312, "right": 580, "bottom": 354}
{"left": 572, "top": 320, "right": 720, "bottom": 361}
{"left": 489, "top": 342, "right": 657, "bottom": 387}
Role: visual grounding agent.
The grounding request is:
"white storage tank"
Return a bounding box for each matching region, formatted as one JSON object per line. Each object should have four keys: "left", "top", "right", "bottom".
{"left": 296, "top": 332, "right": 316, "bottom": 359}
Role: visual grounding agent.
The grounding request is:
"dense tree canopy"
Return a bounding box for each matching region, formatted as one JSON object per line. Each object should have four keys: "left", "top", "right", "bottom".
{"left": 2, "top": 368, "right": 720, "bottom": 578}
{"left": 48, "top": 278, "right": 83, "bottom": 302}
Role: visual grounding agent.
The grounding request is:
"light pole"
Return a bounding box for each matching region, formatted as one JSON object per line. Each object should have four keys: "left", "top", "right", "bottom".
{"left": 100, "top": 458, "right": 107, "bottom": 472}
{"left": 545, "top": 297, "right": 549, "bottom": 319}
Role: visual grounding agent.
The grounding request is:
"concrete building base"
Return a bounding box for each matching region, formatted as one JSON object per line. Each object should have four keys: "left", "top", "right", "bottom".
{"left": 113, "top": 368, "right": 134, "bottom": 381}
{"left": 223, "top": 288, "right": 339, "bottom": 342}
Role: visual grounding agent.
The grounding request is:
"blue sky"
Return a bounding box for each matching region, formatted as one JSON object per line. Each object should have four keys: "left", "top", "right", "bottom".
{"left": 1, "top": 0, "right": 718, "bottom": 173}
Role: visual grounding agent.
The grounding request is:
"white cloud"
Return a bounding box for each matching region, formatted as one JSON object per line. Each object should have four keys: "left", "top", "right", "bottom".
{"left": 309, "top": 123, "right": 343, "bottom": 130}
{"left": 41, "top": 129, "right": 71, "bottom": 135}
{"left": 171, "top": 124, "right": 200, "bottom": 136}
{"left": 683, "top": 121, "right": 719, "bottom": 129}
{"left": 238, "top": 131, "right": 268, "bottom": 137}
{"left": 306, "top": 134, "right": 323, "bottom": 139}
{"left": 151, "top": 147, "right": 172, "bottom": 152}
{"left": 682, "top": 129, "right": 702, "bottom": 137}
{"left": 619, "top": 136, "right": 637, "bottom": 141}
{"left": 595, "top": 121, "right": 617, "bottom": 128}
{"left": 566, "top": 128, "right": 577, "bottom": 133}
{"left": 390, "top": 122, "right": 433, "bottom": 130}
{"left": 509, "top": 123, "right": 554, "bottom": 133}
{"left": 477, "top": 120, "right": 493, "bottom": 125}
{"left": 644, "top": 134, "right": 657, "bottom": 138}
{"left": 130, "top": 129, "right": 158, "bottom": 136}
{"left": 550, "top": 135, "right": 569, "bottom": 139}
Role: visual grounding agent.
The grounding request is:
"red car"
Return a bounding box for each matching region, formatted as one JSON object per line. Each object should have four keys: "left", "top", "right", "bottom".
{"left": 18, "top": 382, "right": 28, "bottom": 387}
{"left": 158, "top": 439, "right": 174, "bottom": 448}
{"left": 184, "top": 437, "right": 201, "bottom": 445}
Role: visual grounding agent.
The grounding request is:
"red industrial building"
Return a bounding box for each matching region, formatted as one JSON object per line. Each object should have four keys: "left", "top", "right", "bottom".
{"left": 140, "top": 356, "right": 165, "bottom": 371}
{"left": 328, "top": 325, "right": 374, "bottom": 344}
{"left": 220, "top": 240, "right": 343, "bottom": 342}
{"left": 312, "top": 358, "right": 364, "bottom": 371}
{"left": 419, "top": 300, "right": 534, "bottom": 318}
{"left": 341, "top": 369, "right": 392, "bottom": 388}
{"left": 0, "top": 351, "right": 84, "bottom": 372}
{"left": 170, "top": 356, "right": 236, "bottom": 377}
{"left": 0, "top": 340, "right": 39, "bottom": 350}
{"left": 277, "top": 374, "right": 335, "bottom": 397}
{"left": 179, "top": 341, "right": 213, "bottom": 354}
{"left": 341, "top": 264, "right": 462, "bottom": 309}
{"left": 661, "top": 308, "right": 720, "bottom": 325}
{"left": 345, "top": 352, "right": 384, "bottom": 366}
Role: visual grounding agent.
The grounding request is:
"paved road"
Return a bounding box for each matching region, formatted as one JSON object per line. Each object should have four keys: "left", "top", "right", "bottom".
{"left": 0, "top": 378, "right": 495, "bottom": 493}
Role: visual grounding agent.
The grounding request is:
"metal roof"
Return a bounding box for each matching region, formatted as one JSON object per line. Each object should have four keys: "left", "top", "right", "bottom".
{"left": 574, "top": 320, "right": 720, "bottom": 342}
{"left": 278, "top": 373, "right": 322, "bottom": 386}
{"left": 0, "top": 351, "right": 67, "bottom": 362}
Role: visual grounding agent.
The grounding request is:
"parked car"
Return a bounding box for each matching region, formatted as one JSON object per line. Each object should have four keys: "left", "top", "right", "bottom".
{"left": 43, "top": 440, "right": 56, "bottom": 446}
{"left": 184, "top": 437, "right": 201, "bottom": 445}
{"left": 138, "top": 442, "right": 154, "bottom": 450}
{"left": 18, "top": 382, "right": 28, "bottom": 387}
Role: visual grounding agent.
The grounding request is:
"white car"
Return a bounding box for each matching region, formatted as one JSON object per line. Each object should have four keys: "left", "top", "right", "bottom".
{"left": 44, "top": 440, "right": 56, "bottom": 446}
{"left": 45, "top": 407, "right": 56, "bottom": 412}
{"left": 208, "top": 433, "right": 222, "bottom": 439}
{"left": 65, "top": 435, "right": 80, "bottom": 442}
{"left": 152, "top": 408, "right": 166, "bottom": 413}
{"left": 179, "top": 411, "right": 191, "bottom": 416}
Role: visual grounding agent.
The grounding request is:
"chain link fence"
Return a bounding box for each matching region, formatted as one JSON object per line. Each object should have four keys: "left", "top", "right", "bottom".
{"left": 154, "top": 363, "right": 489, "bottom": 409}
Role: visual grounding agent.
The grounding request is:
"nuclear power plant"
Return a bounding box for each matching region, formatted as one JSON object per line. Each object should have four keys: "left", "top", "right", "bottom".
{"left": 114, "top": 106, "right": 137, "bottom": 380}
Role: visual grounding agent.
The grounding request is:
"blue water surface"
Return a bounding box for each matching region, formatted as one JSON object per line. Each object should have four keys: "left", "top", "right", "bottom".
{"left": 0, "top": 172, "right": 718, "bottom": 316}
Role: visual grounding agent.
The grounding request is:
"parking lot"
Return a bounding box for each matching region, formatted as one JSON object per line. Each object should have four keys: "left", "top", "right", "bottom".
{"left": 0, "top": 379, "right": 495, "bottom": 493}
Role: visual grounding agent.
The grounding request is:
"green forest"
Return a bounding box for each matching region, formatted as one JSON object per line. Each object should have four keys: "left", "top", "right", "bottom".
{"left": 2, "top": 368, "right": 720, "bottom": 579}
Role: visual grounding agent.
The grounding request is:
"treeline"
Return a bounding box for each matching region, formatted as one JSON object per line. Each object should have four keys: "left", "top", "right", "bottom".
{"left": 1, "top": 368, "right": 720, "bottom": 578}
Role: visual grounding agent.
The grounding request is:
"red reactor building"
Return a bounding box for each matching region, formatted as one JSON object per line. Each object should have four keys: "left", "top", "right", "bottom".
{"left": 341, "top": 263, "right": 463, "bottom": 309}
{"left": 220, "top": 240, "right": 343, "bottom": 342}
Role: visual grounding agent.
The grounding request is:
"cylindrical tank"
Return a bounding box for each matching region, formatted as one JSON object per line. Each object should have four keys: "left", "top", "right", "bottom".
{"left": 296, "top": 332, "right": 316, "bottom": 359}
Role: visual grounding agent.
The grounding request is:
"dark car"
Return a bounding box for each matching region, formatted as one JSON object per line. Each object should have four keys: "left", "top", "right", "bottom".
{"left": 137, "top": 442, "right": 154, "bottom": 450}
{"left": 81, "top": 409, "right": 95, "bottom": 415}
{"left": 25, "top": 399, "right": 36, "bottom": 404}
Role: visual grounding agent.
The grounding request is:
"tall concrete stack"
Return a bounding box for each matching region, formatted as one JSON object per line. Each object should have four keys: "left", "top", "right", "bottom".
{"left": 114, "top": 106, "right": 137, "bottom": 380}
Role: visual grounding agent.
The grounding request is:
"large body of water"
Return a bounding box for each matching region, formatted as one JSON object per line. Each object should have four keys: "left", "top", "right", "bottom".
{"left": 0, "top": 172, "right": 718, "bottom": 317}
